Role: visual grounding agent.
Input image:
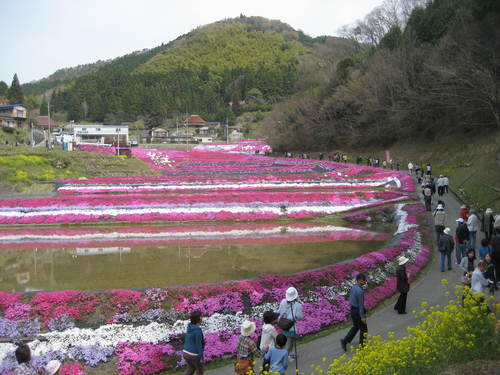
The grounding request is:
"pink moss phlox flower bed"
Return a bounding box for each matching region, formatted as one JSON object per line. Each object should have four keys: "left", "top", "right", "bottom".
{"left": 0, "top": 204, "right": 431, "bottom": 374}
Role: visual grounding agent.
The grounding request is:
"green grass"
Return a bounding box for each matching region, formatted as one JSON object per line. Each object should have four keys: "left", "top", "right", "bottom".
{"left": 0, "top": 147, "right": 160, "bottom": 193}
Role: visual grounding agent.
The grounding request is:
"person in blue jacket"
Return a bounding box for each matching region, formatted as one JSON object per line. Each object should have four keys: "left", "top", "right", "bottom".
{"left": 264, "top": 334, "right": 288, "bottom": 375}
{"left": 182, "top": 310, "right": 205, "bottom": 375}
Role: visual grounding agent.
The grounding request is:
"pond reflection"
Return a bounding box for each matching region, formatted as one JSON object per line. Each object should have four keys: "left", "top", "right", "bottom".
{"left": 0, "top": 222, "right": 391, "bottom": 291}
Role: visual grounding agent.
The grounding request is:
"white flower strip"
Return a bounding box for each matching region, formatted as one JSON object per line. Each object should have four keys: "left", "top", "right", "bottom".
{"left": 0, "top": 201, "right": 393, "bottom": 219}
{"left": 394, "top": 203, "right": 418, "bottom": 235}
{"left": 0, "top": 225, "right": 379, "bottom": 243}
{"left": 58, "top": 178, "right": 400, "bottom": 193}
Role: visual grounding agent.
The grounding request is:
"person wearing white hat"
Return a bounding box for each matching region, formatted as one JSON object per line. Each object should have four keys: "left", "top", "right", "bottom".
{"left": 235, "top": 321, "right": 259, "bottom": 374}
{"left": 394, "top": 256, "right": 410, "bottom": 314}
{"left": 45, "top": 360, "right": 61, "bottom": 375}
{"left": 433, "top": 204, "right": 447, "bottom": 245}
{"left": 455, "top": 217, "right": 470, "bottom": 264}
{"left": 278, "top": 287, "right": 303, "bottom": 359}
{"left": 438, "top": 228, "right": 455, "bottom": 272}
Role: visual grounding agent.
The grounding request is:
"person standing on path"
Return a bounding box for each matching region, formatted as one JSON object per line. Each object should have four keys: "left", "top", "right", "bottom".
{"left": 459, "top": 205, "right": 469, "bottom": 221}
{"left": 433, "top": 204, "right": 447, "bottom": 244}
{"left": 407, "top": 161, "right": 414, "bottom": 175}
{"left": 439, "top": 227, "right": 455, "bottom": 272}
{"left": 467, "top": 210, "right": 480, "bottom": 251}
{"left": 455, "top": 218, "right": 470, "bottom": 264}
{"left": 278, "top": 287, "right": 303, "bottom": 359}
{"left": 494, "top": 214, "right": 500, "bottom": 234}
{"left": 482, "top": 208, "right": 495, "bottom": 242}
{"left": 260, "top": 311, "right": 279, "bottom": 353}
{"left": 235, "top": 321, "right": 260, "bottom": 374}
{"left": 394, "top": 256, "right": 410, "bottom": 314}
{"left": 263, "top": 334, "right": 289, "bottom": 375}
{"left": 443, "top": 175, "right": 449, "bottom": 194}
{"left": 182, "top": 310, "right": 205, "bottom": 375}
{"left": 341, "top": 273, "right": 368, "bottom": 351}
{"left": 423, "top": 184, "right": 432, "bottom": 211}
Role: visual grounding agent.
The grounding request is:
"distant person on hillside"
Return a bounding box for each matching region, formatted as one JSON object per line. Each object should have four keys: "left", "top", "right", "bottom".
{"left": 455, "top": 218, "right": 470, "bottom": 264}
{"left": 396, "top": 162, "right": 400, "bottom": 171}
{"left": 430, "top": 177, "right": 436, "bottom": 196}
{"left": 467, "top": 210, "right": 480, "bottom": 251}
{"left": 408, "top": 161, "right": 414, "bottom": 175}
{"left": 443, "top": 175, "right": 449, "bottom": 193}
{"left": 482, "top": 208, "right": 495, "bottom": 241}
{"left": 426, "top": 163, "right": 432, "bottom": 176}
{"left": 394, "top": 256, "right": 410, "bottom": 314}
{"left": 183, "top": 310, "right": 205, "bottom": 375}
{"left": 438, "top": 227, "right": 454, "bottom": 272}
{"left": 341, "top": 273, "right": 368, "bottom": 351}
{"left": 433, "top": 204, "right": 447, "bottom": 244}
{"left": 382, "top": 160, "right": 387, "bottom": 169}
{"left": 459, "top": 205, "right": 469, "bottom": 221}
{"left": 263, "top": 334, "right": 288, "bottom": 375}
{"left": 319, "top": 153, "right": 324, "bottom": 160}
{"left": 415, "top": 164, "right": 421, "bottom": 177}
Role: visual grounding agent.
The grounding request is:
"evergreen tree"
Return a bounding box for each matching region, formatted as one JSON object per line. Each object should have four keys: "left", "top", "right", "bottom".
{"left": 7, "top": 74, "right": 24, "bottom": 104}
{"left": 0, "top": 81, "right": 8, "bottom": 97}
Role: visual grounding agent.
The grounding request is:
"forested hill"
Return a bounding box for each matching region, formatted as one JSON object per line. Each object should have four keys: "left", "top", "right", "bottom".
{"left": 265, "top": 0, "right": 500, "bottom": 151}
{"left": 30, "top": 16, "right": 349, "bottom": 126}
{"left": 22, "top": 44, "right": 169, "bottom": 96}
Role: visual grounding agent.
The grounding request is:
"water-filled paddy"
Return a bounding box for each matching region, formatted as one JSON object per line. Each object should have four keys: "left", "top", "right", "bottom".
{"left": 0, "top": 221, "right": 391, "bottom": 291}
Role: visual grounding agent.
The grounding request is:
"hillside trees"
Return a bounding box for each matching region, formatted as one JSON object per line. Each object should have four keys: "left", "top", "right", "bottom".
{"left": 7, "top": 74, "right": 24, "bottom": 104}
{"left": 265, "top": 0, "right": 500, "bottom": 151}
{"left": 0, "top": 81, "right": 7, "bottom": 97}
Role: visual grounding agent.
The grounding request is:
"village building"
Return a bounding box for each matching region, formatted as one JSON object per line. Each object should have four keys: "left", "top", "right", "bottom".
{"left": 184, "top": 114, "right": 220, "bottom": 136}
{"left": 73, "top": 124, "right": 129, "bottom": 146}
{"left": 36, "top": 115, "right": 61, "bottom": 130}
{"left": 0, "top": 104, "right": 27, "bottom": 129}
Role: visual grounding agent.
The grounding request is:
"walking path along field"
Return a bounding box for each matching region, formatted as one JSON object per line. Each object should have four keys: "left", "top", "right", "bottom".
{"left": 207, "top": 184, "right": 496, "bottom": 375}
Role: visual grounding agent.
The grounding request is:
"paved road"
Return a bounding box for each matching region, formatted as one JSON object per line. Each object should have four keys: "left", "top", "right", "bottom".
{"left": 207, "top": 186, "right": 492, "bottom": 375}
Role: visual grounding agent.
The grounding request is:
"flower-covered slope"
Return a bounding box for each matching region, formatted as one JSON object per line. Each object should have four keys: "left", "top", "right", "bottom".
{"left": 0, "top": 204, "right": 431, "bottom": 374}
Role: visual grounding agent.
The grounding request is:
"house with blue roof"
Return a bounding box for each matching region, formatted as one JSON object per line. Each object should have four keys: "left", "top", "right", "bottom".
{"left": 0, "top": 104, "right": 27, "bottom": 129}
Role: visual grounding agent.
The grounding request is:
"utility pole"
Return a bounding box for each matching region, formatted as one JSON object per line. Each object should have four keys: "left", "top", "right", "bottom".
{"left": 226, "top": 118, "right": 229, "bottom": 143}
{"left": 47, "top": 101, "right": 51, "bottom": 150}
{"left": 185, "top": 112, "right": 189, "bottom": 151}
{"left": 30, "top": 121, "right": 34, "bottom": 148}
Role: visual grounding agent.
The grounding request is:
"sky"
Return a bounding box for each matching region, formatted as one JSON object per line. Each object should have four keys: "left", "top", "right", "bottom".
{"left": 0, "top": 0, "right": 383, "bottom": 85}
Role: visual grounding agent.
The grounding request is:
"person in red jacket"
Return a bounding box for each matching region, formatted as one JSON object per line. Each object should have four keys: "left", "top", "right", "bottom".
{"left": 459, "top": 205, "right": 469, "bottom": 221}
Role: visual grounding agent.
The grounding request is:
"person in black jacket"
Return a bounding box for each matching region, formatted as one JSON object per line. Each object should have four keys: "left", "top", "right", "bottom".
{"left": 439, "top": 227, "right": 455, "bottom": 272}
{"left": 394, "top": 256, "right": 410, "bottom": 314}
{"left": 455, "top": 218, "right": 470, "bottom": 264}
{"left": 491, "top": 231, "right": 500, "bottom": 287}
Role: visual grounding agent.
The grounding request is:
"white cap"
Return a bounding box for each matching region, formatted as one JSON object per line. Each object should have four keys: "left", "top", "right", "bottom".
{"left": 398, "top": 256, "right": 409, "bottom": 266}
{"left": 240, "top": 320, "right": 256, "bottom": 336}
{"left": 456, "top": 218, "right": 465, "bottom": 223}
{"left": 285, "top": 286, "right": 298, "bottom": 302}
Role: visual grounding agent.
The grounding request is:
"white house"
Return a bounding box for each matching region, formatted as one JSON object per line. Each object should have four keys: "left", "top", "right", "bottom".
{"left": 73, "top": 124, "right": 129, "bottom": 145}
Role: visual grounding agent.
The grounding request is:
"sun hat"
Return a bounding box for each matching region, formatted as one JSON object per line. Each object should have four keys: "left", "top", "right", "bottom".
{"left": 486, "top": 208, "right": 493, "bottom": 213}
{"left": 443, "top": 227, "right": 451, "bottom": 235}
{"left": 398, "top": 256, "right": 409, "bottom": 266}
{"left": 436, "top": 204, "right": 443, "bottom": 210}
{"left": 241, "top": 320, "right": 256, "bottom": 336}
{"left": 456, "top": 218, "right": 465, "bottom": 223}
{"left": 45, "top": 360, "right": 61, "bottom": 375}
{"left": 460, "top": 205, "right": 466, "bottom": 209}
{"left": 285, "top": 287, "right": 298, "bottom": 302}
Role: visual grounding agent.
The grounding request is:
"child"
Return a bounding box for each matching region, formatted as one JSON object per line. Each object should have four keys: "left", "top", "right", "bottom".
{"left": 478, "top": 238, "right": 491, "bottom": 261}
{"left": 263, "top": 334, "right": 288, "bottom": 375}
